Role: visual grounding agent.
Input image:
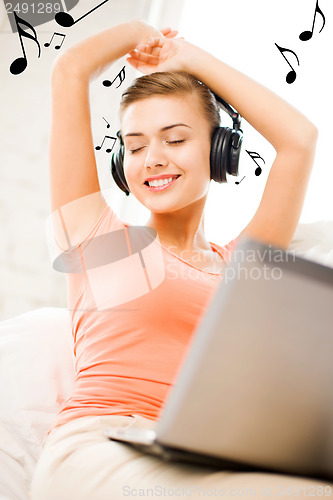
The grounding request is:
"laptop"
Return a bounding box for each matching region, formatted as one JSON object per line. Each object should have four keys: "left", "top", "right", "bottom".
{"left": 104, "top": 236, "right": 333, "bottom": 482}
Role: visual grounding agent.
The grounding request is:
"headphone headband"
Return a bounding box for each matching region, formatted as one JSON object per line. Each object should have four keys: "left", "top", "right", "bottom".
{"left": 212, "top": 92, "right": 242, "bottom": 132}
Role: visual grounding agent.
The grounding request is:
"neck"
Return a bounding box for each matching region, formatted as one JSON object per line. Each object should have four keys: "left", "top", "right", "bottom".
{"left": 145, "top": 197, "right": 210, "bottom": 252}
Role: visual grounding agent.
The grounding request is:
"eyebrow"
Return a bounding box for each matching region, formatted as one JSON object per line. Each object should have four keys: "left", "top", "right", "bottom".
{"left": 124, "top": 123, "right": 192, "bottom": 138}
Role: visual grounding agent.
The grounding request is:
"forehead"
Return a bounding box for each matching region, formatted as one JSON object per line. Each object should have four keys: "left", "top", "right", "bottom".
{"left": 121, "top": 94, "right": 207, "bottom": 135}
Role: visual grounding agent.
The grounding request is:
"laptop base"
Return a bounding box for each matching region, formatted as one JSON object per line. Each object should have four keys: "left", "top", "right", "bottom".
{"left": 105, "top": 431, "right": 333, "bottom": 483}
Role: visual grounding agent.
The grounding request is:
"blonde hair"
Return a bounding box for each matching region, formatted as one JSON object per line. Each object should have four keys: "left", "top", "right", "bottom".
{"left": 119, "top": 71, "right": 220, "bottom": 135}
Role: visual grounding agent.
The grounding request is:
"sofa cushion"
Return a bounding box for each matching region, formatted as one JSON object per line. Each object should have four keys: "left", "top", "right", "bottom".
{"left": 0, "top": 307, "right": 74, "bottom": 461}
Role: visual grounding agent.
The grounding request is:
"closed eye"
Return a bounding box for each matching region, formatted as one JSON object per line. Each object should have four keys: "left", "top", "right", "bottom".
{"left": 167, "top": 140, "right": 185, "bottom": 145}
{"left": 128, "top": 140, "right": 185, "bottom": 154}
{"left": 129, "top": 146, "right": 145, "bottom": 154}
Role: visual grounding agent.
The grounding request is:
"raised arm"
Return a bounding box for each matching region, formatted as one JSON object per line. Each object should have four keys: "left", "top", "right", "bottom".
{"left": 127, "top": 36, "right": 318, "bottom": 249}
{"left": 49, "top": 20, "right": 172, "bottom": 245}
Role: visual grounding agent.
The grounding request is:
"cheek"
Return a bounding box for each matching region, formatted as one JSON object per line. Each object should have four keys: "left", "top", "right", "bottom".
{"left": 123, "top": 157, "right": 139, "bottom": 184}
{"left": 189, "top": 143, "right": 211, "bottom": 177}
{"left": 179, "top": 140, "right": 210, "bottom": 165}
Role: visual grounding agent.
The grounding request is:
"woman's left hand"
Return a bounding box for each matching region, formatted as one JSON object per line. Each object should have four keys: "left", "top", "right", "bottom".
{"left": 126, "top": 28, "right": 190, "bottom": 74}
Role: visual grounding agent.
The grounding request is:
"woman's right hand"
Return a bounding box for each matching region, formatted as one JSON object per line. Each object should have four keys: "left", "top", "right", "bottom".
{"left": 126, "top": 34, "right": 192, "bottom": 75}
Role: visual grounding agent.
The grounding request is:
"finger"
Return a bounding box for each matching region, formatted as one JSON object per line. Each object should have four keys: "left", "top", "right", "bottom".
{"left": 146, "top": 36, "right": 165, "bottom": 48}
{"left": 135, "top": 44, "right": 154, "bottom": 57}
{"left": 158, "top": 38, "right": 173, "bottom": 59}
{"left": 161, "top": 27, "right": 178, "bottom": 35}
{"left": 134, "top": 45, "right": 159, "bottom": 60}
{"left": 161, "top": 27, "right": 178, "bottom": 38}
{"left": 135, "top": 37, "right": 164, "bottom": 54}
{"left": 126, "top": 57, "right": 157, "bottom": 75}
{"left": 136, "top": 43, "right": 161, "bottom": 56}
{"left": 129, "top": 47, "right": 161, "bottom": 62}
{"left": 127, "top": 51, "right": 161, "bottom": 65}
{"left": 165, "top": 30, "right": 179, "bottom": 39}
{"left": 133, "top": 43, "right": 163, "bottom": 62}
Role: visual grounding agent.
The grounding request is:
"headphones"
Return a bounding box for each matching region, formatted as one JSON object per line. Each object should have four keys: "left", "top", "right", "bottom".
{"left": 111, "top": 92, "right": 243, "bottom": 196}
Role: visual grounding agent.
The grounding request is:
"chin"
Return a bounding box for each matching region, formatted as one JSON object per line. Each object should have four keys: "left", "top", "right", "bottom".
{"left": 130, "top": 183, "right": 209, "bottom": 213}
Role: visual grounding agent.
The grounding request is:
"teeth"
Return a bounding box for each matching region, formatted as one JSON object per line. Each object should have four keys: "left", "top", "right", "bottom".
{"left": 148, "top": 177, "right": 175, "bottom": 187}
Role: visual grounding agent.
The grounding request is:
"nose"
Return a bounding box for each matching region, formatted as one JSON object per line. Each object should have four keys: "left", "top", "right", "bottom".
{"left": 144, "top": 141, "right": 168, "bottom": 169}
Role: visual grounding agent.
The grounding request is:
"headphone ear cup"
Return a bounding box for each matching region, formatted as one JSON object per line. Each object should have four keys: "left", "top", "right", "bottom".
{"left": 210, "top": 127, "right": 228, "bottom": 183}
{"left": 228, "top": 130, "right": 243, "bottom": 177}
{"left": 210, "top": 127, "right": 243, "bottom": 182}
{"left": 111, "top": 144, "right": 130, "bottom": 196}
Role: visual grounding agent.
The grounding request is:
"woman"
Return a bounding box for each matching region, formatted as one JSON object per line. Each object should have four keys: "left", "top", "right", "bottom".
{"left": 31, "top": 18, "right": 323, "bottom": 500}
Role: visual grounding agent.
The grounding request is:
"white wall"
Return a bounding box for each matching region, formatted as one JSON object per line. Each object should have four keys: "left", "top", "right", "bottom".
{"left": 179, "top": 0, "right": 333, "bottom": 244}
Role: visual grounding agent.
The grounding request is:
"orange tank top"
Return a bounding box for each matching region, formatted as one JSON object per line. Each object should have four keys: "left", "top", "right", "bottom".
{"left": 47, "top": 204, "right": 238, "bottom": 434}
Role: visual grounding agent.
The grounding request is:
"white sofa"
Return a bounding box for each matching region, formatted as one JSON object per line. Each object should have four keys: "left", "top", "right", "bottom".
{"left": 1, "top": 221, "right": 333, "bottom": 500}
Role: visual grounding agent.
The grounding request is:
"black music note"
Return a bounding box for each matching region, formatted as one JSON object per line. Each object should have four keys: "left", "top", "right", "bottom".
{"left": 44, "top": 32, "right": 66, "bottom": 50}
{"left": 299, "top": 0, "right": 326, "bottom": 41}
{"left": 55, "top": 0, "right": 110, "bottom": 27}
{"left": 103, "top": 117, "right": 110, "bottom": 128}
{"left": 103, "top": 66, "right": 126, "bottom": 88}
{"left": 95, "top": 135, "right": 116, "bottom": 153}
{"left": 235, "top": 176, "right": 245, "bottom": 185}
{"left": 274, "top": 43, "right": 300, "bottom": 84}
{"left": 246, "top": 150, "right": 266, "bottom": 177}
{"left": 9, "top": 12, "right": 41, "bottom": 75}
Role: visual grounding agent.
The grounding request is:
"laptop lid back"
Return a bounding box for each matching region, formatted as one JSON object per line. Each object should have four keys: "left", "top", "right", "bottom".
{"left": 155, "top": 237, "right": 333, "bottom": 479}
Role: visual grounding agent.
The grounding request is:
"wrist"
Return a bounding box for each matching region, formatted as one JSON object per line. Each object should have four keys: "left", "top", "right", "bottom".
{"left": 181, "top": 43, "right": 211, "bottom": 78}
{"left": 129, "top": 18, "right": 163, "bottom": 45}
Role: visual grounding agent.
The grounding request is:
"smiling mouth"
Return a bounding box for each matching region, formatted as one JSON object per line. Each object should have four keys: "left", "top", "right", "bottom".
{"left": 144, "top": 175, "right": 181, "bottom": 191}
